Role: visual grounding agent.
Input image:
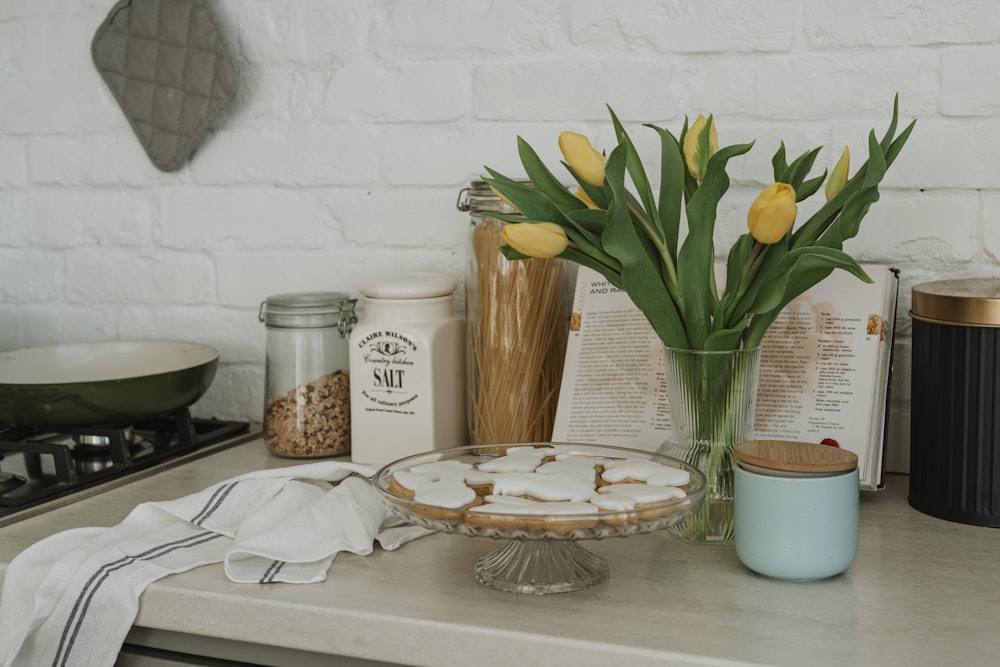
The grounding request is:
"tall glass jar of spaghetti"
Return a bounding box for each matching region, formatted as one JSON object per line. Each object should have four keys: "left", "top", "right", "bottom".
{"left": 457, "top": 180, "right": 573, "bottom": 447}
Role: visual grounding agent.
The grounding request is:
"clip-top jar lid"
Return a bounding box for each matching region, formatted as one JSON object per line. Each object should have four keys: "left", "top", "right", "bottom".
{"left": 456, "top": 179, "right": 529, "bottom": 214}
{"left": 734, "top": 440, "right": 858, "bottom": 475}
{"left": 360, "top": 272, "right": 456, "bottom": 300}
{"left": 258, "top": 291, "right": 356, "bottom": 328}
{"left": 911, "top": 278, "right": 1000, "bottom": 327}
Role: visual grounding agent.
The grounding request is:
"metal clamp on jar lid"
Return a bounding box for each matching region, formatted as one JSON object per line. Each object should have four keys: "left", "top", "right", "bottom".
{"left": 456, "top": 180, "right": 524, "bottom": 216}
{"left": 259, "top": 292, "right": 358, "bottom": 336}
{"left": 734, "top": 440, "right": 858, "bottom": 478}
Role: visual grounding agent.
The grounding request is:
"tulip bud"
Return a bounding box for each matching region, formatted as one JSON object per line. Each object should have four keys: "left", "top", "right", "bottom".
{"left": 747, "top": 183, "right": 797, "bottom": 244}
{"left": 825, "top": 146, "right": 850, "bottom": 201}
{"left": 558, "top": 131, "right": 607, "bottom": 187}
{"left": 501, "top": 222, "right": 568, "bottom": 258}
{"left": 574, "top": 187, "right": 599, "bottom": 210}
{"left": 682, "top": 114, "right": 719, "bottom": 182}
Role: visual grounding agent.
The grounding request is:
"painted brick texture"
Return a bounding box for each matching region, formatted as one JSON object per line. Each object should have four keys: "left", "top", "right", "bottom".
{"left": 3, "top": 0, "right": 998, "bottom": 475}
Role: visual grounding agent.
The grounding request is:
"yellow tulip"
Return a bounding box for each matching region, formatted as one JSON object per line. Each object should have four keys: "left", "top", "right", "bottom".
{"left": 558, "top": 131, "right": 606, "bottom": 186}
{"left": 574, "top": 187, "right": 599, "bottom": 210}
{"left": 683, "top": 114, "right": 719, "bottom": 181}
{"left": 825, "top": 146, "right": 851, "bottom": 201}
{"left": 501, "top": 222, "right": 568, "bottom": 258}
{"left": 747, "top": 183, "right": 797, "bottom": 244}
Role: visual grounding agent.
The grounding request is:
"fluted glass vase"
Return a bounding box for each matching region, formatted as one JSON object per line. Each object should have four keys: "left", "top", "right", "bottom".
{"left": 658, "top": 346, "right": 761, "bottom": 544}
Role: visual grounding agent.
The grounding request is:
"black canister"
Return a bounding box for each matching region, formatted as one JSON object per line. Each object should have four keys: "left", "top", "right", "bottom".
{"left": 910, "top": 278, "right": 1000, "bottom": 526}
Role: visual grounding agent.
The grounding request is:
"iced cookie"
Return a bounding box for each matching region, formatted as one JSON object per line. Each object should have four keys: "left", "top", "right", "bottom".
{"left": 388, "top": 470, "right": 434, "bottom": 500}
{"left": 601, "top": 458, "right": 690, "bottom": 489}
{"left": 410, "top": 479, "right": 483, "bottom": 520}
{"left": 593, "top": 484, "right": 688, "bottom": 523}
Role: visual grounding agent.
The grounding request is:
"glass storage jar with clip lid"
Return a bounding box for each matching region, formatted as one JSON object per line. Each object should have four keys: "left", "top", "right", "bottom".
{"left": 457, "top": 180, "right": 572, "bottom": 448}
{"left": 259, "top": 292, "right": 357, "bottom": 458}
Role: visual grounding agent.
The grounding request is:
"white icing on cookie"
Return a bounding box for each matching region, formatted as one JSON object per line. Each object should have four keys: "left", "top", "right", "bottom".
{"left": 535, "top": 458, "right": 598, "bottom": 475}
{"left": 478, "top": 451, "right": 544, "bottom": 473}
{"left": 463, "top": 470, "right": 495, "bottom": 485}
{"left": 588, "top": 494, "right": 636, "bottom": 511}
{"left": 601, "top": 458, "right": 689, "bottom": 484}
{"left": 491, "top": 471, "right": 597, "bottom": 501}
{"left": 392, "top": 470, "right": 434, "bottom": 492}
{"left": 412, "top": 480, "right": 476, "bottom": 508}
{"left": 523, "top": 472, "right": 596, "bottom": 502}
{"left": 491, "top": 472, "right": 536, "bottom": 496}
{"left": 645, "top": 467, "right": 691, "bottom": 487}
{"left": 410, "top": 460, "right": 473, "bottom": 480}
{"left": 597, "top": 484, "right": 686, "bottom": 504}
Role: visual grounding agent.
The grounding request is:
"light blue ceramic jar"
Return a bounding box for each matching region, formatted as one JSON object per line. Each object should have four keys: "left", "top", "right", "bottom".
{"left": 734, "top": 441, "right": 859, "bottom": 581}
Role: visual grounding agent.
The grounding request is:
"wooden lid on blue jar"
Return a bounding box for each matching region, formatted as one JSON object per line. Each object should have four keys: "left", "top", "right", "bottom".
{"left": 911, "top": 278, "right": 1000, "bottom": 327}
{"left": 734, "top": 440, "right": 858, "bottom": 475}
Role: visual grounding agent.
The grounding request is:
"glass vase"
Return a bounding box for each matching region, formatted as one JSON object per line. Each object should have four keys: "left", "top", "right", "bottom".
{"left": 657, "top": 345, "right": 761, "bottom": 544}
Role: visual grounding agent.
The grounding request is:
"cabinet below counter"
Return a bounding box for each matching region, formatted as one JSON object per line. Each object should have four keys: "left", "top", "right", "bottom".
{"left": 2, "top": 439, "right": 999, "bottom": 667}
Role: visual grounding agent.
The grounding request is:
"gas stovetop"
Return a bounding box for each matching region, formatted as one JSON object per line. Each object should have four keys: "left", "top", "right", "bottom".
{"left": 0, "top": 409, "right": 251, "bottom": 527}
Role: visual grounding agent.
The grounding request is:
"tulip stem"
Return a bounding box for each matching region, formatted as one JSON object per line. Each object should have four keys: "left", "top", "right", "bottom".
{"left": 718, "top": 241, "right": 764, "bottom": 330}
{"left": 626, "top": 200, "right": 682, "bottom": 302}
{"left": 740, "top": 242, "right": 765, "bottom": 286}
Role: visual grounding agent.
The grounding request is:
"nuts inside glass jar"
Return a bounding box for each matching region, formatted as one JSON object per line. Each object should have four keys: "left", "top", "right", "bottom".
{"left": 265, "top": 370, "right": 351, "bottom": 457}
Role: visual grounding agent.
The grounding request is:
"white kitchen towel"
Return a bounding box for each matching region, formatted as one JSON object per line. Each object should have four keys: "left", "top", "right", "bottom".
{"left": 0, "top": 461, "right": 434, "bottom": 667}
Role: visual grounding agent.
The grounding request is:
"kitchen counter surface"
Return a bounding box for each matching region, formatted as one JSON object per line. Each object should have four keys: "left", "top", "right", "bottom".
{"left": 2, "top": 437, "right": 999, "bottom": 666}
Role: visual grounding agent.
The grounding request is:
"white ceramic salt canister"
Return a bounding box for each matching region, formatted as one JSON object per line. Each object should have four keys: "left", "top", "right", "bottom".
{"left": 349, "top": 272, "right": 467, "bottom": 465}
{"left": 734, "top": 440, "right": 860, "bottom": 581}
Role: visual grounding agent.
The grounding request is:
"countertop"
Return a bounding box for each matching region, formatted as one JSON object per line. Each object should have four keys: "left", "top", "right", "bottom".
{"left": 2, "top": 437, "right": 999, "bottom": 667}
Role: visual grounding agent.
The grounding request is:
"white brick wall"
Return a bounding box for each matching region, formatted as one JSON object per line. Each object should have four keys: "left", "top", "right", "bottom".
{"left": 2, "top": 0, "right": 997, "bottom": 474}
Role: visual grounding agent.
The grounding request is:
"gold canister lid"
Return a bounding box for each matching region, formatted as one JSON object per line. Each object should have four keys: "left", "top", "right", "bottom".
{"left": 911, "top": 279, "right": 1000, "bottom": 327}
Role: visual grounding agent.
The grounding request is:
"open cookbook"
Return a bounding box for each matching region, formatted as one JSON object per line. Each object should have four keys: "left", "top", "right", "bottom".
{"left": 551, "top": 265, "right": 900, "bottom": 491}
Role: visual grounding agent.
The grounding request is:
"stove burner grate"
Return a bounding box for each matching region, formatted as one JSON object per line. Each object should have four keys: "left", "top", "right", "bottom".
{"left": 0, "top": 409, "right": 250, "bottom": 517}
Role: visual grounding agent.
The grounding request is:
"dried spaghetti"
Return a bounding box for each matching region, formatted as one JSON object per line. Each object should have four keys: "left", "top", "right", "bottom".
{"left": 468, "top": 215, "right": 568, "bottom": 445}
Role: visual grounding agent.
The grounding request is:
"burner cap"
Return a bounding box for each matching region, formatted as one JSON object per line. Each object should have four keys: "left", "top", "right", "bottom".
{"left": 0, "top": 471, "right": 26, "bottom": 496}
{"left": 72, "top": 450, "right": 114, "bottom": 475}
{"left": 73, "top": 426, "right": 135, "bottom": 447}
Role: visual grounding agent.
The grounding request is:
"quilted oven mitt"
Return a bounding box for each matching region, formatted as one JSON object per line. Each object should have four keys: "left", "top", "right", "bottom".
{"left": 91, "top": 0, "right": 238, "bottom": 172}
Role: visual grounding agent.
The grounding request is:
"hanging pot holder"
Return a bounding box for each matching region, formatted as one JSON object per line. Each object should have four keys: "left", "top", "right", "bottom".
{"left": 91, "top": 0, "right": 238, "bottom": 172}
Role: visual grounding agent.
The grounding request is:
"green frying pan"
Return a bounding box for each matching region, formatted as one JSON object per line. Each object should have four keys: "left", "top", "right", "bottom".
{"left": 0, "top": 341, "right": 219, "bottom": 428}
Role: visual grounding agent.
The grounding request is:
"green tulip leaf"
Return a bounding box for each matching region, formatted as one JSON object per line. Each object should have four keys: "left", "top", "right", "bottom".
{"left": 795, "top": 172, "right": 827, "bottom": 202}
{"left": 608, "top": 106, "right": 662, "bottom": 245}
{"left": 561, "top": 164, "right": 610, "bottom": 209}
{"left": 499, "top": 245, "right": 532, "bottom": 261}
{"left": 748, "top": 247, "right": 872, "bottom": 318}
{"left": 678, "top": 140, "right": 754, "bottom": 347}
{"left": 778, "top": 146, "right": 823, "bottom": 193}
{"left": 715, "top": 233, "right": 755, "bottom": 328}
{"left": 482, "top": 170, "right": 567, "bottom": 222}
{"left": 704, "top": 319, "right": 749, "bottom": 352}
{"left": 559, "top": 247, "right": 625, "bottom": 289}
{"left": 645, "top": 123, "right": 686, "bottom": 264}
{"left": 602, "top": 144, "right": 689, "bottom": 348}
{"left": 515, "top": 137, "right": 587, "bottom": 213}
{"left": 771, "top": 141, "right": 789, "bottom": 182}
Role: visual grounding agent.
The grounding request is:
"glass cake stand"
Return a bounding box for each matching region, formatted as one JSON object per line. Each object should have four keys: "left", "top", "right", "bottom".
{"left": 372, "top": 443, "right": 707, "bottom": 595}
